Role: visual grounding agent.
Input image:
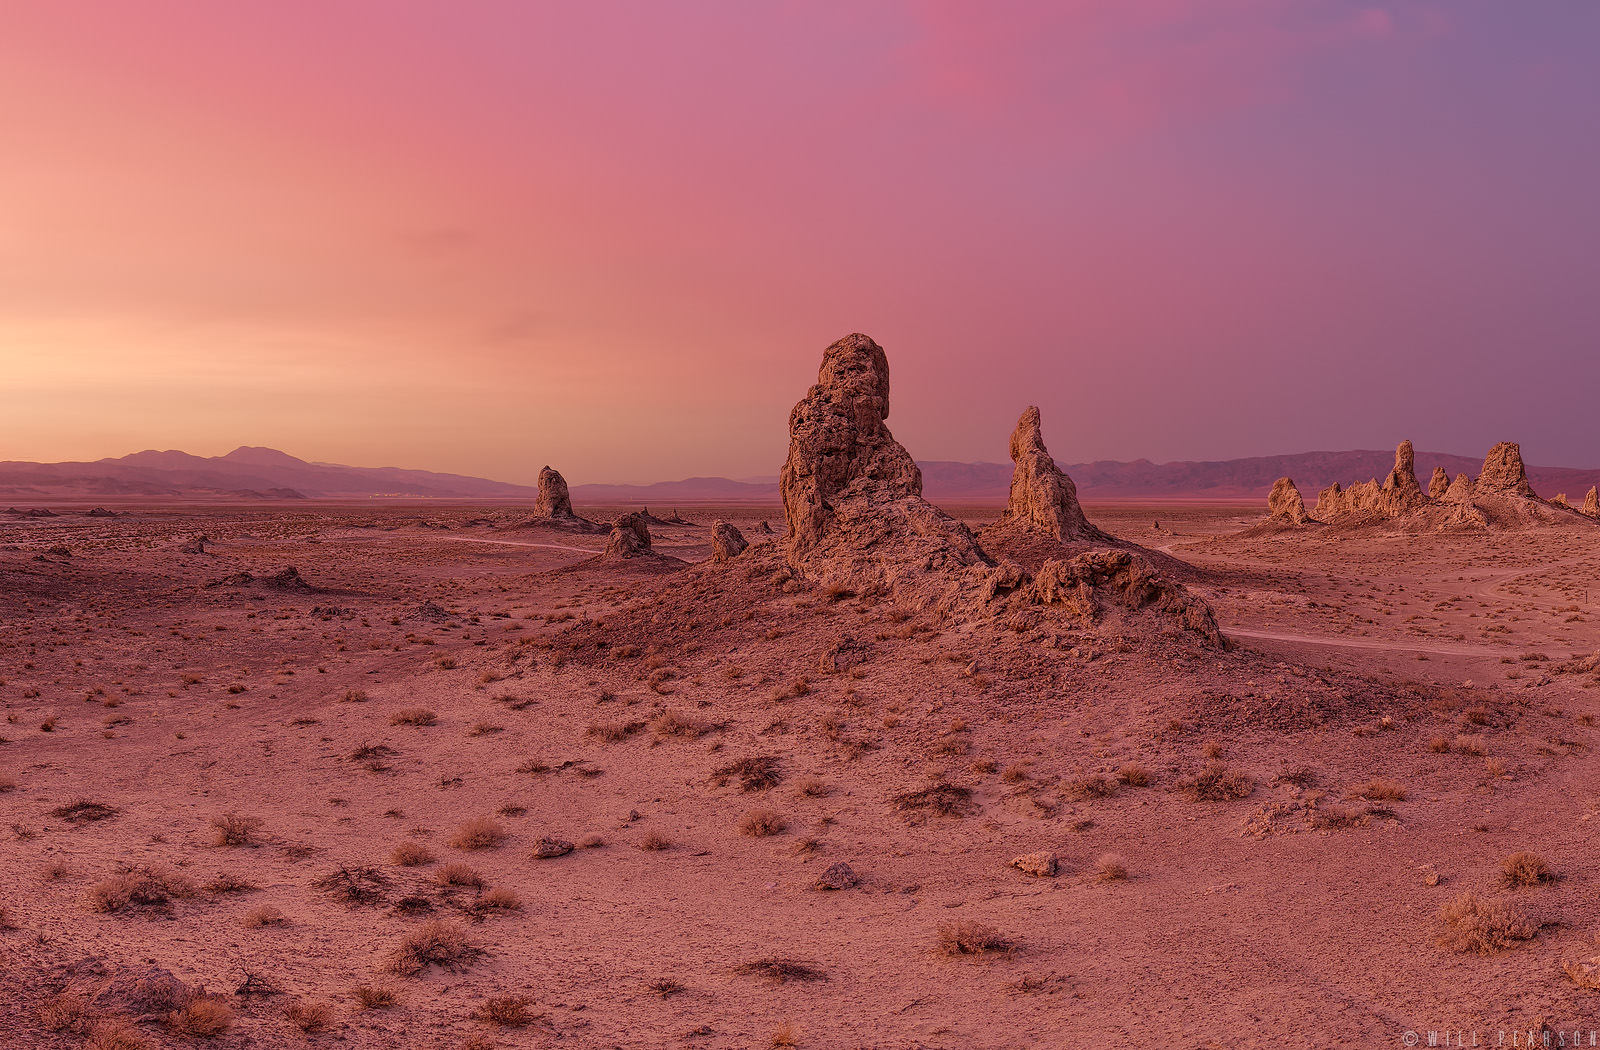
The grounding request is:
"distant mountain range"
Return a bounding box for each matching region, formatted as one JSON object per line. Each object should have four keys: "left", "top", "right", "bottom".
{"left": 2, "top": 446, "right": 1597, "bottom": 504}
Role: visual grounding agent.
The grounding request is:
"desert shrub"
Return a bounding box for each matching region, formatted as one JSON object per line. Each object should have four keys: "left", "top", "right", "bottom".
{"left": 735, "top": 957, "right": 827, "bottom": 983}
{"left": 586, "top": 720, "right": 645, "bottom": 743}
{"left": 209, "top": 812, "right": 263, "bottom": 847}
{"left": 638, "top": 831, "right": 672, "bottom": 851}
{"left": 936, "top": 921, "right": 1014, "bottom": 956}
{"left": 893, "top": 782, "right": 975, "bottom": 818}
{"left": 476, "top": 995, "right": 534, "bottom": 1027}
{"left": 1454, "top": 734, "right": 1486, "bottom": 756}
{"left": 794, "top": 777, "right": 829, "bottom": 797}
{"left": 385, "top": 919, "right": 477, "bottom": 976}
{"left": 712, "top": 755, "right": 783, "bottom": 792}
{"left": 448, "top": 817, "right": 507, "bottom": 851}
{"left": 1437, "top": 891, "right": 1535, "bottom": 954}
{"left": 737, "top": 809, "right": 788, "bottom": 837}
{"left": 1501, "top": 851, "right": 1554, "bottom": 888}
{"left": 390, "top": 708, "right": 437, "bottom": 727}
{"left": 340, "top": 689, "right": 368, "bottom": 703}
{"left": 1180, "top": 763, "right": 1255, "bottom": 801}
{"left": 653, "top": 710, "right": 712, "bottom": 738}
{"left": 204, "top": 872, "right": 256, "bottom": 894}
{"left": 350, "top": 985, "right": 397, "bottom": 1010}
{"left": 51, "top": 800, "right": 118, "bottom": 824}
{"left": 772, "top": 1021, "right": 800, "bottom": 1048}
{"left": 1356, "top": 778, "right": 1407, "bottom": 802}
{"left": 38, "top": 991, "right": 93, "bottom": 1033}
{"left": 315, "top": 866, "right": 388, "bottom": 906}
{"left": 434, "top": 862, "right": 484, "bottom": 888}
{"left": 477, "top": 886, "right": 522, "bottom": 912}
{"left": 85, "top": 1022, "right": 154, "bottom": 1050}
{"left": 88, "top": 867, "right": 195, "bottom": 913}
{"left": 1096, "top": 854, "right": 1128, "bottom": 881}
{"left": 284, "top": 1000, "right": 333, "bottom": 1033}
{"left": 1116, "top": 761, "right": 1150, "bottom": 787}
{"left": 1428, "top": 735, "right": 1451, "bottom": 753}
{"left": 166, "top": 995, "right": 234, "bottom": 1037}
{"left": 389, "top": 841, "right": 435, "bottom": 867}
{"left": 1064, "top": 774, "right": 1117, "bottom": 800}
{"left": 241, "top": 905, "right": 285, "bottom": 928}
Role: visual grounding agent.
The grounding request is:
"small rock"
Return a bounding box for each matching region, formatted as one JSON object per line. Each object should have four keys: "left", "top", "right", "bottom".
{"left": 532, "top": 837, "right": 575, "bottom": 859}
{"left": 1009, "top": 852, "right": 1059, "bottom": 878}
{"left": 815, "top": 862, "right": 858, "bottom": 890}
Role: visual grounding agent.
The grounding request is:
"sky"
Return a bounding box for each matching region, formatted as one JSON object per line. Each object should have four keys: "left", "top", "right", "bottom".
{"left": 1, "top": 1, "right": 1597, "bottom": 485}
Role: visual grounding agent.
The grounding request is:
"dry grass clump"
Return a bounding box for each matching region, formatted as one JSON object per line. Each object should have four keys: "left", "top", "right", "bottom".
{"left": 166, "top": 995, "right": 234, "bottom": 1037}
{"left": 203, "top": 872, "right": 256, "bottom": 894}
{"left": 209, "top": 812, "right": 263, "bottom": 847}
{"left": 390, "top": 708, "right": 438, "bottom": 727}
{"left": 893, "top": 782, "right": 976, "bottom": 819}
{"left": 712, "top": 755, "right": 784, "bottom": 792}
{"left": 771, "top": 1021, "right": 800, "bottom": 1048}
{"left": 350, "top": 985, "right": 398, "bottom": 1010}
{"left": 88, "top": 866, "right": 196, "bottom": 913}
{"left": 1454, "top": 733, "right": 1486, "bottom": 756}
{"left": 241, "top": 904, "right": 286, "bottom": 928}
{"left": 385, "top": 919, "right": 478, "bottom": 976}
{"left": 587, "top": 719, "right": 645, "bottom": 743}
{"left": 1180, "top": 763, "right": 1255, "bottom": 801}
{"left": 1095, "top": 853, "right": 1129, "bottom": 881}
{"left": 1437, "top": 890, "right": 1535, "bottom": 954}
{"left": 315, "top": 866, "right": 388, "bottom": 906}
{"left": 1355, "top": 778, "right": 1407, "bottom": 802}
{"left": 51, "top": 800, "right": 118, "bottom": 824}
{"left": 434, "top": 862, "right": 485, "bottom": 888}
{"left": 476, "top": 886, "right": 522, "bottom": 912}
{"left": 1064, "top": 774, "right": 1118, "bottom": 800}
{"left": 638, "top": 831, "right": 673, "bottom": 851}
{"left": 476, "top": 995, "right": 535, "bottom": 1027}
{"left": 735, "top": 957, "right": 828, "bottom": 983}
{"left": 1563, "top": 956, "right": 1600, "bottom": 991}
{"left": 85, "top": 1022, "right": 155, "bottom": 1050}
{"left": 340, "top": 689, "right": 368, "bottom": 703}
{"left": 1116, "top": 761, "right": 1150, "bottom": 787}
{"left": 653, "top": 710, "right": 713, "bottom": 739}
{"left": 39, "top": 991, "right": 93, "bottom": 1033}
{"left": 448, "top": 816, "right": 508, "bottom": 851}
{"left": 284, "top": 1000, "right": 334, "bottom": 1033}
{"left": 936, "top": 920, "right": 1015, "bottom": 956}
{"left": 737, "top": 809, "right": 788, "bottom": 837}
{"left": 389, "top": 841, "right": 435, "bottom": 867}
{"left": 1501, "top": 851, "right": 1555, "bottom": 888}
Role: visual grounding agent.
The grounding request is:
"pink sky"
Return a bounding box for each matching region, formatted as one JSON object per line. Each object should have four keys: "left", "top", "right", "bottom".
{"left": 2, "top": 1, "right": 1596, "bottom": 484}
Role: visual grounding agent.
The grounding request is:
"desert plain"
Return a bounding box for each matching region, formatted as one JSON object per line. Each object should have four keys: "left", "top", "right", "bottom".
{"left": 2, "top": 339, "right": 1598, "bottom": 1050}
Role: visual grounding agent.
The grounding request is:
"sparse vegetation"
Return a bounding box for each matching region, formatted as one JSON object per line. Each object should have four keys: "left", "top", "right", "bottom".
{"left": 1501, "top": 851, "right": 1554, "bottom": 888}
{"left": 713, "top": 755, "right": 783, "bottom": 791}
{"left": 350, "top": 985, "right": 398, "bottom": 1010}
{"left": 448, "top": 816, "right": 508, "bottom": 851}
{"left": 210, "top": 812, "right": 263, "bottom": 847}
{"left": 893, "top": 782, "right": 975, "bottom": 818}
{"left": 389, "top": 841, "right": 436, "bottom": 866}
{"left": 385, "top": 919, "right": 478, "bottom": 976}
{"left": 284, "top": 999, "right": 333, "bottom": 1033}
{"left": 88, "top": 866, "right": 196, "bottom": 913}
{"left": 476, "top": 995, "right": 535, "bottom": 1027}
{"left": 1355, "top": 778, "right": 1406, "bottom": 802}
{"left": 737, "top": 809, "right": 788, "bottom": 837}
{"left": 435, "top": 862, "right": 485, "bottom": 888}
{"left": 1437, "top": 890, "right": 1535, "bottom": 954}
{"left": 936, "top": 920, "right": 1014, "bottom": 956}
{"left": 391, "top": 708, "right": 438, "bottom": 726}
{"left": 736, "top": 957, "right": 828, "bottom": 983}
{"left": 1180, "top": 763, "right": 1255, "bottom": 801}
{"left": 166, "top": 995, "right": 234, "bottom": 1037}
{"left": 1095, "top": 853, "right": 1129, "bottom": 881}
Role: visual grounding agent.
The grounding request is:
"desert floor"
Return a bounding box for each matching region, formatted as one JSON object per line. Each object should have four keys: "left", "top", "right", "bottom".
{"left": 1, "top": 501, "right": 1597, "bottom": 1048}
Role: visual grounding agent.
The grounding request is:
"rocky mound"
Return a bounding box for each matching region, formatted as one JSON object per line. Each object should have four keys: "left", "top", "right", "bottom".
{"left": 988, "top": 406, "right": 1107, "bottom": 542}
{"left": 603, "top": 513, "right": 653, "bottom": 559}
{"left": 710, "top": 521, "right": 748, "bottom": 563}
{"left": 1315, "top": 441, "right": 1427, "bottom": 522}
{"left": 1474, "top": 442, "right": 1538, "bottom": 498}
{"left": 1244, "top": 477, "right": 1315, "bottom": 534}
{"left": 779, "top": 334, "right": 990, "bottom": 596}
{"left": 525, "top": 466, "right": 604, "bottom": 533}
{"left": 1428, "top": 467, "right": 1449, "bottom": 498}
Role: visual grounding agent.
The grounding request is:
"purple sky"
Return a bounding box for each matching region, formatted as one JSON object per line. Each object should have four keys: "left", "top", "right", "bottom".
{"left": 2, "top": 1, "right": 1597, "bottom": 483}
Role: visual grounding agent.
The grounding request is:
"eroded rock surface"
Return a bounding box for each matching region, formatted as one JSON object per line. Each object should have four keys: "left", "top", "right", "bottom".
{"left": 710, "top": 520, "right": 748, "bottom": 563}
{"left": 994, "top": 406, "right": 1106, "bottom": 541}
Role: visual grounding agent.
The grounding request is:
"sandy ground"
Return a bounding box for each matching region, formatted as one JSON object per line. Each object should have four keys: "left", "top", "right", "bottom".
{"left": 1, "top": 500, "right": 1597, "bottom": 1049}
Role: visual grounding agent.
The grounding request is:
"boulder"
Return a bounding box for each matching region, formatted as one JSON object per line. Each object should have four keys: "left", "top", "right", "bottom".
{"left": 603, "top": 513, "right": 652, "bottom": 559}
{"left": 1428, "top": 467, "right": 1449, "bottom": 499}
{"left": 815, "top": 861, "right": 858, "bottom": 890}
{"left": 1009, "top": 852, "right": 1059, "bottom": 878}
{"left": 710, "top": 521, "right": 748, "bottom": 563}
{"left": 994, "top": 406, "right": 1106, "bottom": 541}
{"left": 1474, "top": 442, "right": 1538, "bottom": 499}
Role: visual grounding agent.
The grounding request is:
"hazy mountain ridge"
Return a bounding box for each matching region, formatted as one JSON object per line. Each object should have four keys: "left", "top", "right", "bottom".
{"left": 2, "top": 446, "right": 1597, "bottom": 503}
